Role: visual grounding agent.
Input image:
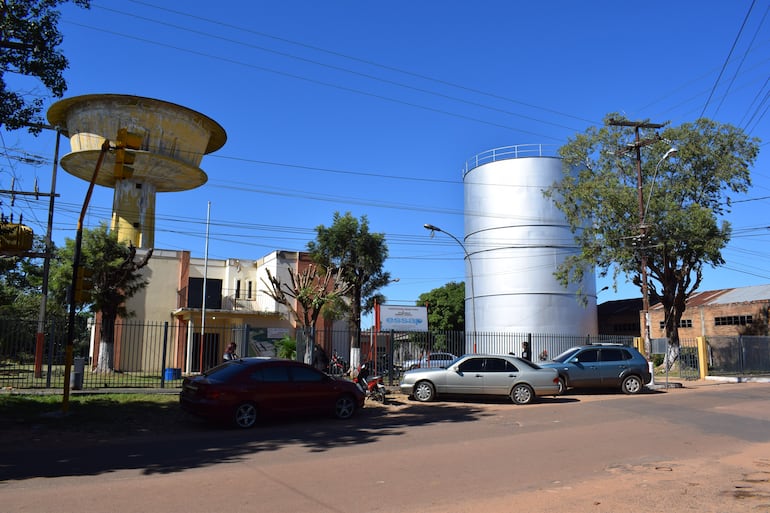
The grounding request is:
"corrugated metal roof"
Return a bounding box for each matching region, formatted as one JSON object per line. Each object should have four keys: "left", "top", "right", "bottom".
{"left": 709, "top": 284, "right": 770, "bottom": 305}
{"left": 619, "top": 283, "right": 770, "bottom": 311}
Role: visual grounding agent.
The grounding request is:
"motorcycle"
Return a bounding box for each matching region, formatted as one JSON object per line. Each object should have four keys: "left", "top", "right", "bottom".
{"left": 327, "top": 351, "right": 347, "bottom": 376}
{"left": 354, "top": 361, "right": 387, "bottom": 403}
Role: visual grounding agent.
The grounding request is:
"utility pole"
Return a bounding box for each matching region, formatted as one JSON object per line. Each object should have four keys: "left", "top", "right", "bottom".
{"left": 608, "top": 118, "right": 666, "bottom": 358}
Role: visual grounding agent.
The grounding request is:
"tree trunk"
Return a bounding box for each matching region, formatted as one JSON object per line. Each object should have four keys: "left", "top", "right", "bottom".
{"left": 95, "top": 312, "right": 116, "bottom": 372}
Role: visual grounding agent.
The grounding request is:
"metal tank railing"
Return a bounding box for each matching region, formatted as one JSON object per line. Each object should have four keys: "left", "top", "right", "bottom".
{"left": 462, "top": 144, "right": 560, "bottom": 176}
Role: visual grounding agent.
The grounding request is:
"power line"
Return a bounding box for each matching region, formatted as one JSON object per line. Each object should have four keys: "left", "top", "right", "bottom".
{"left": 700, "top": 0, "right": 757, "bottom": 118}
{"left": 121, "top": 0, "right": 598, "bottom": 127}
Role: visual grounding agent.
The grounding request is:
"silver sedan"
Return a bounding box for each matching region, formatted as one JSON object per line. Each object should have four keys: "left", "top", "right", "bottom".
{"left": 399, "top": 354, "right": 560, "bottom": 405}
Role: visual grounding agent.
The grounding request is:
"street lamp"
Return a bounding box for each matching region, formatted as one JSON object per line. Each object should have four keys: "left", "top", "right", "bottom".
{"left": 423, "top": 223, "right": 477, "bottom": 353}
{"left": 637, "top": 147, "right": 678, "bottom": 358}
{"left": 642, "top": 147, "right": 678, "bottom": 225}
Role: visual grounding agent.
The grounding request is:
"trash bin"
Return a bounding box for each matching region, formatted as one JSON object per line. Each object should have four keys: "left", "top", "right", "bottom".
{"left": 70, "top": 357, "right": 85, "bottom": 390}
{"left": 164, "top": 368, "right": 181, "bottom": 381}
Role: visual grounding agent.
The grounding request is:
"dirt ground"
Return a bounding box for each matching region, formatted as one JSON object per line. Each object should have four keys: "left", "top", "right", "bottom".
{"left": 414, "top": 442, "right": 770, "bottom": 513}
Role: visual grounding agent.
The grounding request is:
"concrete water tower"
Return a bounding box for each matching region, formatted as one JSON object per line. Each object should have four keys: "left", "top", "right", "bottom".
{"left": 47, "top": 94, "right": 226, "bottom": 248}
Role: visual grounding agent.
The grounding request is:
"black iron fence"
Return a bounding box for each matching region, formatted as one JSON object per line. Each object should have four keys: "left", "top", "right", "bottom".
{"left": 2, "top": 317, "right": 768, "bottom": 390}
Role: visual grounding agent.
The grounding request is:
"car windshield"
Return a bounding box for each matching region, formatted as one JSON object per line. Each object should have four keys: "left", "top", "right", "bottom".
{"left": 552, "top": 348, "right": 581, "bottom": 363}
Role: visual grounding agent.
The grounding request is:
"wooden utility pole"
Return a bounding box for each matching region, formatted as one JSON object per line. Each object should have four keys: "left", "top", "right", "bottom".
{"left": 608, "top": 118, "right": 666, "bottom": 358}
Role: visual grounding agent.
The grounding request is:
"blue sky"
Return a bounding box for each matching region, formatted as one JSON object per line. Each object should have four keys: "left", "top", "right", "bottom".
{"left": 3, "top": 0, "right": 769, "bottom": 327}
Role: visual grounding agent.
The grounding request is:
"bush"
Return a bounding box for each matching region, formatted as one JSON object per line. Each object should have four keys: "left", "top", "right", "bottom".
{"left": 652, "top": 354, "right": 664, "bottom": 367}
{"left": 276, "top": 336, "right": 296, "bottom": 360}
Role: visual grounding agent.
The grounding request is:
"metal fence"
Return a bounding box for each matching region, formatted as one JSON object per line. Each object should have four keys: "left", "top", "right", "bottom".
{"left": 706, "top": 336, "right": 770, "bottom": 376}
{"left": 2, "top": 316, "right": 768, "bottom": 390}
{"left": 650, "top": 337, "right": 700, "bottom": 380}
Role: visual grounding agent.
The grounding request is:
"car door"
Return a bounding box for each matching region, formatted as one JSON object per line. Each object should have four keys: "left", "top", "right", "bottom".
{"left": 482, "top": 357, "right": 519, "bottom": 396}
{"left": 566, "top": 348, "right": 602, "bottom": 387}
{"left": 597, "top": 348, "right": 631, "bottom": 387}
{"left": 446, "top": 356, "right": 485, "bottom": 395}
{"left": 288, "top": 364, "right": 333, "bottom": 414}
{"left": 251, "top": 362, "right": 293, "bottom": 413}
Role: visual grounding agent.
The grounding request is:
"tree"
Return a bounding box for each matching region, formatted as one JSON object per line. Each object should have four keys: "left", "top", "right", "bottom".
{"left": 418, "top": 281, "right": 465, "bottom": 332}
{"left": 551, "top": 115, "right": 759, "bottom": 364}
{"left": 0, "top": 0, "right": 89, "bottom": 131}
{"left": 261, "top": 263, "right": 350, "bottom": 363}
{"left": 51, "top": 224, "right": 152, "bottom": 371}
{"left": 307, "top": 212, "right": 390, "bottom": 366}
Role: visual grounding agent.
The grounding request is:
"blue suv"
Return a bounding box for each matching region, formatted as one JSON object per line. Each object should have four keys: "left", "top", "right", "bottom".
{"left": 540, "top": 344, "right": 651, "bottom": 395}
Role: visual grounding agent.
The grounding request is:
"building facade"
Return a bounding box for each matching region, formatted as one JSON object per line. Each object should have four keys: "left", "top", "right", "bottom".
{"left": 598, "top": 284, "right": 770, "bottom": 340}
{"left": 97, "top": 249, "right": 344, "bottom": 374}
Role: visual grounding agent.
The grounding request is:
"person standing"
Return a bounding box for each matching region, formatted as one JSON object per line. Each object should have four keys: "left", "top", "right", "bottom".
{"left": 223, "top": 342, "right": 238, "bottom": 361}
{"left": 312, "top": 344, "right": 329, "bottom": 371}
{"left": 521, "top": 341, "right": 532, "bottom": 362}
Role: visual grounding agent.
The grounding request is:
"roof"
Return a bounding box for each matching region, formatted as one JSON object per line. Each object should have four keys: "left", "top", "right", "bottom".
{"left": 599, "top": 284, "right": 770, "bottom": 312}
{"left": 640, "top": 284, "right": 770, "bottom": 311}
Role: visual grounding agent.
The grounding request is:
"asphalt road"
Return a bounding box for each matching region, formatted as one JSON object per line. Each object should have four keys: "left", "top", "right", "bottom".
{"left": 2, "top": 382, "right": 770, "bottom": 512}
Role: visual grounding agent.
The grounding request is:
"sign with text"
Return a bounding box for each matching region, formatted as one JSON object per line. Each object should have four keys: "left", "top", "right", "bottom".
{"left": 380, "top": 305, "right": 428, "bottom": 332}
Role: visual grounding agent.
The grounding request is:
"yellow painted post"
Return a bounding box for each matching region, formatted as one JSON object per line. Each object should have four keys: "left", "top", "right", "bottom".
{"left": 696, "top": 336, "right": 709, "bottom": 380}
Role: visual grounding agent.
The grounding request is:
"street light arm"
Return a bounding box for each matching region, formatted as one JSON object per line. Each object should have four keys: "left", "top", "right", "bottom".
{"left": 642, "top": 147, "right": 678, "bottom": 225}
{"left": 423, "top": 223, "right": 477, "bottom": 352}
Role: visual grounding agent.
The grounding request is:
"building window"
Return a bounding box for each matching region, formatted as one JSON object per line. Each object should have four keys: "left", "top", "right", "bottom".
{"left": 714, "top": 315, "right": 753, "bottom": 326}
{"left": 659, "top": 319, "right": 693, "bottom": 329}
{"left": 247, "top": 280, "right": 253, "bottom": 299}
{"left": 235, "top": 280, "right": 241, "bottom": 299}
{"left": 612, "top": 323, "right": 639, "bottom": 333}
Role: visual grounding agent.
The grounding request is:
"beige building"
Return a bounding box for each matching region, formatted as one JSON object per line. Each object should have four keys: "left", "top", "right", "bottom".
{"left": 97, "top": 249, "right": 344, "bottom": 373}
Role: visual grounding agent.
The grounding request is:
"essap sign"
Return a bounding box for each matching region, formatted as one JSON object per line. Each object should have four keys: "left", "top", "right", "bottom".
{"left": 380, "top": 305, "right": 428, "bottom": 332}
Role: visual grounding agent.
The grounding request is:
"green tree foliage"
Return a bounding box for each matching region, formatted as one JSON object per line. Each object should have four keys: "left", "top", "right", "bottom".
{"left": 307, "top": 212, "right": 390, "bottom": 350}
{"left": 418, "top": 281, "right": 465, "bottom": 332}
{"left": 0, "top": 235, "right": 69, "bottom": 320}
{"left": 50, "top": 224, "right": 151, "bottom": 371}
{"left": 551, "top": 115, "right": 759, "bottom": 351}
{"left": 0, "top": 0, "right": 89, "bottom": 131}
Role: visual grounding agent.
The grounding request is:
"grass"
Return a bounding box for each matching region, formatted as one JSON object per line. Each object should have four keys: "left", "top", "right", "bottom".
{"left": 0, "top": 393, "right": 184, "bottom": 439}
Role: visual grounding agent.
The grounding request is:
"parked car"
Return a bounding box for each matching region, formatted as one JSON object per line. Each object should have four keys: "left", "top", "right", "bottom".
{"left": 539, "top": 344, "right": 651, "bottom": 395}
{"left": 401, "top": 352, "right": 458, "bottom": 370}
{"left": 179, "top": 357, "right": 365, "bottom": 428}
{"left": 399, "top": 354, "right": 560, "bottom": 405}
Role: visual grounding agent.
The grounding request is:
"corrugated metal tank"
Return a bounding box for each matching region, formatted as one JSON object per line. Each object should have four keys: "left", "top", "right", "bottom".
{"left": 463, "top": 145, "right": 597, "bottom": 337}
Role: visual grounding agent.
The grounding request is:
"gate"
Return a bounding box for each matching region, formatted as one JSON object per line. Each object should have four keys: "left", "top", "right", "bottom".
{"left": 678, "top": 338, "right": 699, "bottom": 380}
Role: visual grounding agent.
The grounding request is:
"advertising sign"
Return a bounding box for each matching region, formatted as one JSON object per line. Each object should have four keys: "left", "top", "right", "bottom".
{"left": 380, "top": 305, "right": 429, "bottom": 332}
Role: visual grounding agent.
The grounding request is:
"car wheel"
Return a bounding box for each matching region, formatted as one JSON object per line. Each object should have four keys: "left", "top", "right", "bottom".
{"left": 621, "top": 375, "right": 643, "bottom": 395}
{"left": 334, "top": 394, "right": 356, "bottom": 419}
{"left": 510, "top": 383, "right": 534, "bottom": 405}
{"left": 557, "top": 377, "right": 567, "bottom": 395}
{"left": 234, "top": 402, "right": 258, "bottom": 429}
{"left": 413, "top": 380, "right": 435, "bottom": 402}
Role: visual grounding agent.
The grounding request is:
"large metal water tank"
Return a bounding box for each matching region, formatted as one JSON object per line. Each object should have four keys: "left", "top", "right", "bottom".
{"left": 463, "top": 145, "right": 597, "bottom": 337}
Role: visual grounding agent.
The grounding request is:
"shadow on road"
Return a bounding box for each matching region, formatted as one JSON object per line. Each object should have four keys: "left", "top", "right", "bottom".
{"left": 0, "top": 400, "right": 491, "bottom": 482}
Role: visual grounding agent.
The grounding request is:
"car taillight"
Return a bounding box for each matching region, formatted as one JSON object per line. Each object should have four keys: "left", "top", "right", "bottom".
{"left": 202, "top": 389, "right": 226, "bottom": 400}
{"left": 553, "top": 377, "right": 560, "bottom": 384}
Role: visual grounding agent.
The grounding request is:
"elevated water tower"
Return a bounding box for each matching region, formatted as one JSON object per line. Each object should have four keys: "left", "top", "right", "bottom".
{"left": 48, "top": 94, "right": 226, "bottom": 248}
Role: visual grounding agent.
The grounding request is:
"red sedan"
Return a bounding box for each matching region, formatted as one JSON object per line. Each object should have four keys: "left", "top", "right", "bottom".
{"left": 180, "top": 357, "right": 365, "bottom": 428}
